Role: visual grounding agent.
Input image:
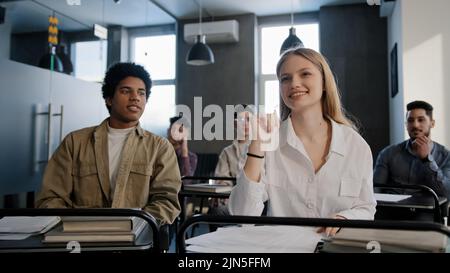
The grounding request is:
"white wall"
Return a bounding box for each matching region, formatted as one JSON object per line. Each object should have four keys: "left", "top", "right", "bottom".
{"left": 0, "top": 22, "right": 11, "bottom": 60}
{"left": 388, "top": 0, "right": 450, "bottom": 147}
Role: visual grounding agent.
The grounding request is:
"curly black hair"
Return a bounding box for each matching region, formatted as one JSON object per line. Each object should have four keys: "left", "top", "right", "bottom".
{"left": 101, "top": 62, "right": 152, "bottom": 113}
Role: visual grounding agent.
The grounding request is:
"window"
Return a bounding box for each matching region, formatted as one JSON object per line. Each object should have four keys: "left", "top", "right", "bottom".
{"left": 139, "top": 85, "right": 176, "bottom": 137}
{"left": 133, "top": 35, "right": 175, "bottom": 81}
{"left": 131, "top": 30, "right": 176, "bottom": 136}
{"left": 72, "top": 40, "right": 107, "bottom": 82}
{"left": 259, "top": 23, "right": 319, "bottom": 113}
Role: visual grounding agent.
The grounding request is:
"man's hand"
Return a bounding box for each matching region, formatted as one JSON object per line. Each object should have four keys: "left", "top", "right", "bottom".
{"left": 411, "top": 135, "right": 431, "bottom": 160}
{"left": 316, "top": 215, "right": 346, "bottom": 237}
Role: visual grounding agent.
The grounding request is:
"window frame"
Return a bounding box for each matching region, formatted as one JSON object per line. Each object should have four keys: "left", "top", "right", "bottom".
{"left": 70, "top": 39, "right": 108, "bottom": 82}
{"left": 128, "top": 24, "right": 177, "bottom": 87}
{"left": 257, "top": 12, "right": 319, "bottom": 110}
{"left": 128, "top": 24, "right": 177, "bottom": 136}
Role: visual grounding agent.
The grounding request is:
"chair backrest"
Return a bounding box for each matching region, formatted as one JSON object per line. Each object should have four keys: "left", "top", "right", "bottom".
{"left": 193, "top": 153, "right": 219, "bottom": 177}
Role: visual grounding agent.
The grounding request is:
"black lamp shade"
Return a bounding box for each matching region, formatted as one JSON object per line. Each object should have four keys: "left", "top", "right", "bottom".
{"left": 186, "top": 35, "right": 214, "bottom": 66}
{"left": 38, "top": 53, "right": 64, "bottom": 72}
{"left": 280, "top": 27, "right": 304, "bottom": 54}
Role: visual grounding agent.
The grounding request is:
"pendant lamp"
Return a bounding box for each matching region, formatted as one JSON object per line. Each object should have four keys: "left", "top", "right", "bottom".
{"left": 280, "top": 0, "right": 304, "bottom": 54}
{"left": 186, "top": 0, "right": 214, "bottom": 65}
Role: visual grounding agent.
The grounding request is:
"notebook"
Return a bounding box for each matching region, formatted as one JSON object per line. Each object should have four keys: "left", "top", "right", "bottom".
{"left": 43, "top": 217, "right": 146, "bottom": 243}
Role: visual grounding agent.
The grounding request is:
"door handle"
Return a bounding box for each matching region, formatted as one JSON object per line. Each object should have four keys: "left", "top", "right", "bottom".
{"left": 33, "top": 103, "right": 64, "bottom": 173}
{"left": 53, "top": 104, "right": 63, "bottom": 145}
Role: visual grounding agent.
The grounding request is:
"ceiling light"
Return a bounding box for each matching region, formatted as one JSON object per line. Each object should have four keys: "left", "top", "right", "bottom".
{"left": 186, "top": 0, "right": 214, "bottom": 66}
{"left": 280, "top": 0, "right": 304, "bottom": 54}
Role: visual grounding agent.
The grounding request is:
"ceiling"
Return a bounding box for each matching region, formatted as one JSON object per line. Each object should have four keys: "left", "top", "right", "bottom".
{"left": 156, "top": 0, "right": 366, "bottom": 19}
{"left": 0, "top": 0, "right": 367, "bottom": 33}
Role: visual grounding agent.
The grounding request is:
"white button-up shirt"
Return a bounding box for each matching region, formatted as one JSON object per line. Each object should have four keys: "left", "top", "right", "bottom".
{"left": 229, "top": 117, "right": 376, "bottom": 220}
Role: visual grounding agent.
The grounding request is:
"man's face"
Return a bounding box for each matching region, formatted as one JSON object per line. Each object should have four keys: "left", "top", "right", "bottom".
{"left": 106, "top": 76, "right": 147, "bottom": 128}
{"left": 406, "top": 108, "right": 434, "bottom": 139}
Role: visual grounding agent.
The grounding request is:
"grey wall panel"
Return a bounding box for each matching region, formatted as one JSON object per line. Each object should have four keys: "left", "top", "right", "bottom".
{"left": 0, "top": 21, "right": 10, "bottom": 59}
{"left": 319, "top": 4, "right": 389, "bottom": 162}
{"left": 0, "top": 59, "right": 106, "bottom": 197}
{"left": 177, "top": 14, "right": 256, "bottom": 154}
{"left": 0, "top": 60, "right": 50, "bottom": 196}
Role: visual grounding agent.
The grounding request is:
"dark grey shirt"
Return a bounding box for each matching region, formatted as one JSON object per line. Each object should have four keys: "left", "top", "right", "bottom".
{"left": 373, "top": 140, "right": 450, "bottom": 198}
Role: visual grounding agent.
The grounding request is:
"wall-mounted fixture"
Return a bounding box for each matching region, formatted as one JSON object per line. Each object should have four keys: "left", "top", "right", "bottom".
{"left": 280, "top": 0, "right": 304, "bottom": 54}
{"left": 184, "top": 19, "right": 239, "bottom": 44}
{"left": 186, "top": 0, "right": 214, "bottom": 66}
{"left": 38, "top": 15, "right": 64, "bottom": 72}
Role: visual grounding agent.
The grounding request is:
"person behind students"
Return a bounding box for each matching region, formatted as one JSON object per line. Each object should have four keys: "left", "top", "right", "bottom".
{"left": 214, "top": 104, "right": 252, "bottom": 180}
{"left": 373, "top": 101, "right": 450, "bottom": 199}
{"left": 35, "top": 62, "right": 181, "bottom": 225}
{"left": 209, "top": 104, "right": 252, "bottom": 216}
{"left": 229, "top": 47, "right": 376, "bottom": 236}
{"left": 167, "top": 114, "right": 198, "bottom": 179}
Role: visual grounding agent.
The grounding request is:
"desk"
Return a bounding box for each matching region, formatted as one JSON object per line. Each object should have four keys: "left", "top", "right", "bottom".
{"left": 177, "top": 190, "right": 231, "bottom": 238}
{"left": 376, "top": 194, "right": 447, "bottom": 210}
{"left": 374, "top": 183, "right": 448, "bottom": 224}
{"left": 0, "top": 224, "right": 152, "bottom": 253}
{"left": 178, "top": 176, "right": 235, "bottom": 224}
{"left": 0, "top": 208, "right": 159, "bottom": 253}
{"left": 177, "top": 214, "right": 450, "bottom": 253}
{"left": 375, "top": 194, "right": 448, "bottom": 223}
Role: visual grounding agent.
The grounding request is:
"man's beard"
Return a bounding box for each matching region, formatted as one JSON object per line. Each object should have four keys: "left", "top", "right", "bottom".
{"left": 410, "top": 128, "right": 431, "bottom": 139}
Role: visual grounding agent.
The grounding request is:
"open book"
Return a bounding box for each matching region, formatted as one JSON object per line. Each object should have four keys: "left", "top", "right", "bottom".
{"left": 43, "top": 217, "right": 146, "bottom": 243}
{"left": 183, "top": 183, "right": 233, "bottom": 193}
{"left": 325, "top": 228, "right": 448, "bottom": 253}
{"left": 61, "top": 216, "right": 142, "bottom": 232}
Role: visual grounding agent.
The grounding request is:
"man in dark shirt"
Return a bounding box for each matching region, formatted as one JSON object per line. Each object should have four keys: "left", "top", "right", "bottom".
{"left": 374, "top": 101, "right": 450, "bottom": 200}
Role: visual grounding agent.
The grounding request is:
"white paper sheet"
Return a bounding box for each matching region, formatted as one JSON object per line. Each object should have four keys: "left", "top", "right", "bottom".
{"left": 186, "top": 225, "right": 324, "bottom": 253}
{"left": 0, "top": 216, "right": 60, "bottom": 234}
{"left": 0, "top": 233, "right": 32, "bottom": 240}
{"left": 374, "top": 193, "right": 411, "bottom": 202}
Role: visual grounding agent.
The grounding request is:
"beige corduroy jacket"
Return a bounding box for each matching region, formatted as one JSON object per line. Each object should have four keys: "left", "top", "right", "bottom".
{"left": 35, "top": 119, "right": 181, "bottom": 225}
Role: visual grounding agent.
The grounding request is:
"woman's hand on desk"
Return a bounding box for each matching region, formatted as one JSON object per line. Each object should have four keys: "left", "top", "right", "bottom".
{"left": 316, "top": 215, "right": 346, "bottom": 237}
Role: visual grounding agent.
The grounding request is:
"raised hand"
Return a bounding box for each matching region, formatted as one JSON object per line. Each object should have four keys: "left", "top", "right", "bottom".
{"left": 248, "top": 111, "right": 280, "bottom": 152}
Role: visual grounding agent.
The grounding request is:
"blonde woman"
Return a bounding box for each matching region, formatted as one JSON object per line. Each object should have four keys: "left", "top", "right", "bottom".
{"left": 229, "top": 48, "right": 376, "bottom": 236}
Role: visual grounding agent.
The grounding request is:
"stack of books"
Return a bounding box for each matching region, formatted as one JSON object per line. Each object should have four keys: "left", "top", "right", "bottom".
{"left": 318, "top": 228, "right": 448, "bottom": 253}
{"left": 43, "top": 216, "right": 146, "bottom": 243}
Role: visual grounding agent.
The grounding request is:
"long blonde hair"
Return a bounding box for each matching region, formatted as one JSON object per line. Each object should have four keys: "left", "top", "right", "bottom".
{"left": 276, "top": 47, "right": 356, "bottom": 129}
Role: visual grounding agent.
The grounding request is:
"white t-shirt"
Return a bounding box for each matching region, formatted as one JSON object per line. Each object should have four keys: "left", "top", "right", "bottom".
{"left": 107, "top": 124, "right": 135, "bottom": 198}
